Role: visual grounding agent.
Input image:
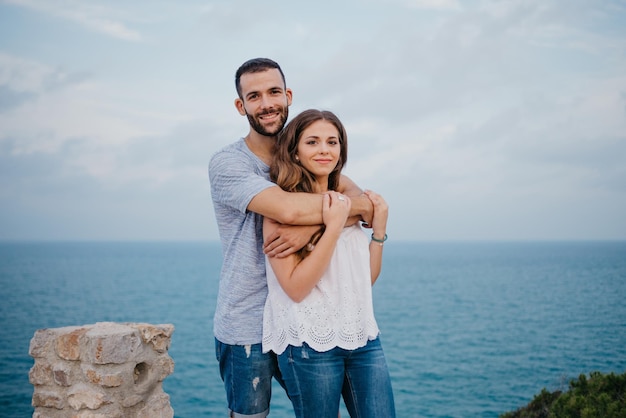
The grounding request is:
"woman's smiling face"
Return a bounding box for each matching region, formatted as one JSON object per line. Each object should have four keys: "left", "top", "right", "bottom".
{"left": 296, "top": 120, "right": 342, "bottom": 187}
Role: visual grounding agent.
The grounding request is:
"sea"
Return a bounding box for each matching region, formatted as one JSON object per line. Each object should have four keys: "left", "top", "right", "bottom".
{"left": 0, "top": 241, "right": 625, "bottom": 417}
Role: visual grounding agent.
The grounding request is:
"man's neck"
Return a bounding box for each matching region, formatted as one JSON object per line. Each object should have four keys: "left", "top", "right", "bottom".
{"left": 244, "top": 132, "right": 276, "bottom": 166}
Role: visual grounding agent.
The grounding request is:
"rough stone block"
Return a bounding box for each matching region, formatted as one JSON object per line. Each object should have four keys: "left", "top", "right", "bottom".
{"left": 82, "top": 365, "right": 124, "bottom": 387}
{"left": 134, "top": 323, "right": 174, "bottom": 353}
{"left": 32, "top": 389, "right": 65, "bottom": 409}
{"left": 29, "top": 328, "right": 57, "bottom": 358}
{"left": 83, "top": 323, "right": 143, "bottom": 364}
{"left": 137, "top": 392, "right": 174, "bottom": 418}
{"left": 52, "top": 364, "right": 73, "bottom": 387}
{"left": 29, "top": 361, "right": 53, "bottom": 386}
{"left": 56, "top": 327, "right": 88, "bottom": 361}
{"left": 67, "top": 383, "right": 109, "bottom": 410}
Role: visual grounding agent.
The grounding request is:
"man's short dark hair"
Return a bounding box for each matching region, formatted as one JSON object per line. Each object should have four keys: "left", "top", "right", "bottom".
{"left": 235, "top": 58, "right": 286, "bottom": 99}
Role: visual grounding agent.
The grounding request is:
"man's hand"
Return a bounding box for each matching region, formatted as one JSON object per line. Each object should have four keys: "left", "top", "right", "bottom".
{"left": 351, "top": 193, "right": 374, "bottom": 228}
{"left": 264, "top": 222, "right": 322, "bottom": 258}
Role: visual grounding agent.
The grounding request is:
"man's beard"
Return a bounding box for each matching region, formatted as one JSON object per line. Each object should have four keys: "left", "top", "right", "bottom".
{"left": 246, "top": 107, "right": 289, "bottom": 137}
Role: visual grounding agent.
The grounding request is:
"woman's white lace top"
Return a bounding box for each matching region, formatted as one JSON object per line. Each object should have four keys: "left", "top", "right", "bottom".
{"left": 262, "top": 224, "right": 380, "bottom": 354}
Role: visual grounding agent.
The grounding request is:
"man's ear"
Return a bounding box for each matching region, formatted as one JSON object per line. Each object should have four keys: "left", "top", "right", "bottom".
{"left": 235, "top": 98, "right": 246, "bottom": 116}
{"left": 286, "top": 88, "right": 293, "bottom": 107}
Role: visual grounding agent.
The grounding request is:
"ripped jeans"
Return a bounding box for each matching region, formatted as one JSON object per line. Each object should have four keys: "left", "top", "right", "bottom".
{"left": 277, "top": 337, "right": 396, "bottom": 418}
{"left": 215, "top": 338, "right": 286, "bottom": 418}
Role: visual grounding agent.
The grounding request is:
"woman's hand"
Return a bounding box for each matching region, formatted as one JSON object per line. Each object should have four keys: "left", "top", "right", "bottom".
{"left": 364, "top": 190, "right": 388, "bottom": 239}
{"left": 323, "top": 191, "right": 351, "bottom": 233}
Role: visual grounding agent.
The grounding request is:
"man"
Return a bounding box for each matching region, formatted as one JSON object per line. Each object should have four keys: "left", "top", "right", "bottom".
{"left": 209, "top": 58, "right": 372, "bottom": 417}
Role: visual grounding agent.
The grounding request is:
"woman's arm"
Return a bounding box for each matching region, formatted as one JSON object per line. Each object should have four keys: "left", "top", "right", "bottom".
{"left": 264, "top": 192, "right": 350, "bottom": 303}
{"left": 365, "top": 190, "right": 388, "bottom": 285}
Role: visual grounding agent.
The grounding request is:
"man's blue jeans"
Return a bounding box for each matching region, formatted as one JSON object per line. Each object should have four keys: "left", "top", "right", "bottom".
{"left": 215, "top": 338, "right": 285, "bottom": 418}
{"left": 278, "top": 337, "right": 396, "bottom": 418}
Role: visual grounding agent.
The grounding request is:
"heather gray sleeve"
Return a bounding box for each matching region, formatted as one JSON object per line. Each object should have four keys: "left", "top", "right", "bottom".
{"left": 209, "top": 147, "right": 274, "bottom": 214}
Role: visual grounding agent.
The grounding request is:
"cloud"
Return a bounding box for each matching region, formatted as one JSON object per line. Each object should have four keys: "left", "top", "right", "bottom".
{"left": 0, "top": 53, "right": 90, "bottom": 113}
{"left": 0, "top": 85, "right": 35, "bottom": 112}
{"left": 0, "top": 117, "right": 219, "bottom": 241}
{"left": 3, "top": 0, "right": 143, "bottom": 41}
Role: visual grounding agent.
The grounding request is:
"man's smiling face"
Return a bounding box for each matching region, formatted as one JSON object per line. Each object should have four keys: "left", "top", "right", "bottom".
{"left": 237, "top": 68, "right": 292, "bottom": 137}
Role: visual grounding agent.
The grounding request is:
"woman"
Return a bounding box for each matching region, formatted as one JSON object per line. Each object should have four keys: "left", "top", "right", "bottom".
{"left": 262, "top": 109, "right": 396, "bottom": 417}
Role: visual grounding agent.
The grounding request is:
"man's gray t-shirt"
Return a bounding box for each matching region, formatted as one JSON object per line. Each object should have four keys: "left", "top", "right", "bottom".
{"left": 209, "top": 138, "right": 275, "bottom": 345}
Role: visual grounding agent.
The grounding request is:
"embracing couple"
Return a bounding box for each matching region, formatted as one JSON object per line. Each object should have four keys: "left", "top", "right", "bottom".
{"left": 208, "top": 58, "right": 395, "bottom": 418}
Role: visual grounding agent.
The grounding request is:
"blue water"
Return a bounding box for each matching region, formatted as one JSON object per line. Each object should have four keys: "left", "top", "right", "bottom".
{"left": 1, "top": 241, "right": 625, "bottom": 417}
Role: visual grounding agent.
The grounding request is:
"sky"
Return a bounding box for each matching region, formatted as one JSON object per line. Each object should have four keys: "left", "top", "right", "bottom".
{"left": 0, "top": 0, "right": 625, "bottom": 242}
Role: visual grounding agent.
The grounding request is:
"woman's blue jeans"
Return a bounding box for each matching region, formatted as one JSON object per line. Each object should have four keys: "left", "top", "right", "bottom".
{"left": 277, "top": 337, "right": 396, "bottom": 418}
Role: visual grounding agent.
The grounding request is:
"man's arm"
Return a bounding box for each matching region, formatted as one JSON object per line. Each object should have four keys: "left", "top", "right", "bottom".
{"left": 248, "top": 186, "right": 324, "bottom": 225}
{"left": 338, "top": 174, "right": 362, "bottom": 196}
{"left": 250, "top": 175, "right": 371, "bottom": 225}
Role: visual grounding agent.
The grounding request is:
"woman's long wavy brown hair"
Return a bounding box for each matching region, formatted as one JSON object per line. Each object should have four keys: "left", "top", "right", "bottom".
{"left": 270, "top": 109, "right": 349, "bottom": 260}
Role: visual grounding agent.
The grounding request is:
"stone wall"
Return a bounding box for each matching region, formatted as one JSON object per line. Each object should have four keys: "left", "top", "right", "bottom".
{"left": 29, "top": 322, "right": 175, "bottom": 418}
